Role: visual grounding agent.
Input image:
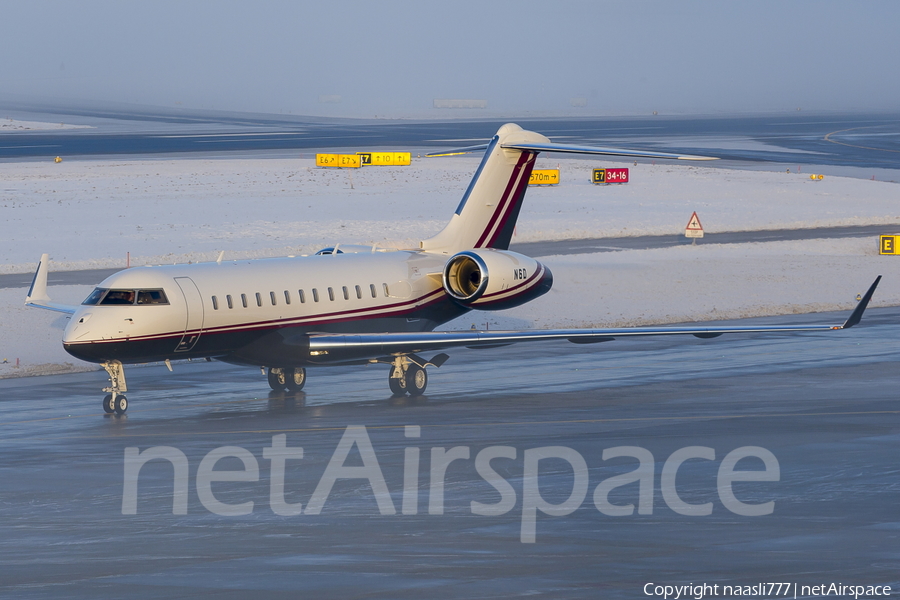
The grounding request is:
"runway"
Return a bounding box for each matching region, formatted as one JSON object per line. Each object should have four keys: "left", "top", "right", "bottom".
{"left": 0, "top": 307, "right": 897, "bottom": 599}
{"left": 2, "top": 104, "right": 900, "bottom": 172}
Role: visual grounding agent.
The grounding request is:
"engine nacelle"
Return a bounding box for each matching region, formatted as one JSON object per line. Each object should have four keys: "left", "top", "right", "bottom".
{"left": 442, "top": 249, "right": 552, "bottom": 310}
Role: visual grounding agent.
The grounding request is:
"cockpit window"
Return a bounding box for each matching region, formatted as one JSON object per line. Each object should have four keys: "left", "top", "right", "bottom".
{"left": 137, "top": 289, "right": 169, "bottom": 305}
{"left": 101, "top": 290, "right": 136, "bottom": 305}
{"left": 82, "top": 288, "right": 107, "bottom": 305}
{"left": 83, "top": 288, "right": 170, "bottom": 305}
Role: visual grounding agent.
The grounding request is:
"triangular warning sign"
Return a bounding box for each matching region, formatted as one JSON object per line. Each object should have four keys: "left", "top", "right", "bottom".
{"left": 685, "top": 211, "right": 703, "bottom": 231}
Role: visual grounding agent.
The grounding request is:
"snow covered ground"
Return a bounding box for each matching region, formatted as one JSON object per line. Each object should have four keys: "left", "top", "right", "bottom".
{"left": 0, "top": 118, "right": 93, "bottom": 131}
{"left": 1, "top": 155, "right": 897, "bottom": 378}
{"left": 2, "top": 156, "right": 898, "bottom": 273}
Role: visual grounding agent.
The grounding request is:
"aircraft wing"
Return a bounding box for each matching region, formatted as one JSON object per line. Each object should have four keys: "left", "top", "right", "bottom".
{"left": 308, "top": 277, "right": 880, "bottom": 359}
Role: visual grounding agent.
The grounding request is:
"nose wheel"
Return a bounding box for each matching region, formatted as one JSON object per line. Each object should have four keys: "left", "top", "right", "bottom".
{"left": 103, "top": 393, "right": 128, "bottom": 415}
{"left": 101, "top": 360, "right": 129, "bottom": 415}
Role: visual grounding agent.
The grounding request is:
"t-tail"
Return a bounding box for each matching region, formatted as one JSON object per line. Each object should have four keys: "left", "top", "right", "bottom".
{"left": 420, "top": 123, "right": 717, "bottom": 255}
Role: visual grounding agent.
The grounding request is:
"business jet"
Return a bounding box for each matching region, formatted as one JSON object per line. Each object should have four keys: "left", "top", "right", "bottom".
{"left": 26, "top": 123, "right": 881, "bottom": 414}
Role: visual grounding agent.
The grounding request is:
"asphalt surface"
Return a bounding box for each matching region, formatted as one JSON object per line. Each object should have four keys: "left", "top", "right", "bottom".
{"left": 2, "top": 105, "right": 899, "bottom": 170}
{"left": 3, "top": 224, "right": 897, "bottom": 290}
{"left": 0, "top": 306, "right": 897, "bottom": 599}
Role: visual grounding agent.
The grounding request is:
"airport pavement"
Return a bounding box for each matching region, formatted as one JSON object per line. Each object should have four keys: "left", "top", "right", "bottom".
{"left": 0, "top": 307, "right": 897, "bottom": 599}
{"left": 2, "top": 108, "right": 899, "bottom": 171}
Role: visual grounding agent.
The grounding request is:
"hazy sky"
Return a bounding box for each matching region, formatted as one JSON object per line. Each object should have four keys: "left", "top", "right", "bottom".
{"left": 2, "top": 0, "right": 899, "bottom": 117}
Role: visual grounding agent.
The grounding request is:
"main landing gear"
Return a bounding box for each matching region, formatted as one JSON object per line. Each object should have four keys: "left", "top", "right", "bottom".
{"left": 266, "top": 367, "right": 307, "bottom": 392}
{"left": 101, "top": 360, "right": 128, "bottom": 415}
{"left": 386, "top": 354, "right": 448, "bottom": 397}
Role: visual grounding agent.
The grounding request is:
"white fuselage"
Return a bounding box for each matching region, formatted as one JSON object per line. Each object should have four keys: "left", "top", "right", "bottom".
{"left": 62, "top": 249, "right": 462, "bottom": 365}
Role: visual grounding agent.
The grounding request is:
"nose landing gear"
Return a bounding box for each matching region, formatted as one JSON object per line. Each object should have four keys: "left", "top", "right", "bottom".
{"left": 101, "top": 360, "right": 128, "bottom": 415}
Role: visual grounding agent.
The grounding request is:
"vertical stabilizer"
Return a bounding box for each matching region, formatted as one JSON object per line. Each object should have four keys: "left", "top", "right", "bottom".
{"left": 421, "top": 124, "right": 546, "bottom": 253}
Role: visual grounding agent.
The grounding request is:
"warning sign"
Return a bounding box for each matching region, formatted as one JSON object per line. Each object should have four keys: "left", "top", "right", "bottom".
{"left": 685, "top": 211, "right": 704, "bottom": 238}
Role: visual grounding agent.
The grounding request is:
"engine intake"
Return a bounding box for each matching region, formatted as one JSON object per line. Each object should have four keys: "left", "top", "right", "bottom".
{"left": 442, "top": 249, "right": 551, "bottom": 310}
{"left": 443, "top": 251, "right": 489, "bottom": 301}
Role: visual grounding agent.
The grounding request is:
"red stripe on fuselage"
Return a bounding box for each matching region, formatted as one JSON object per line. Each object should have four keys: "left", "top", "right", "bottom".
{"left": 68, "top": 288, "right": 448, "bottom": 346}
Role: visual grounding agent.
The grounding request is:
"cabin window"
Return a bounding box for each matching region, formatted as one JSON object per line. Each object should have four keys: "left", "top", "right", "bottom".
{"left": 299, "top": 289, "right": 306, "bottom": 303}
{"left": 226, "top": 295, "right": 233, "bottom": 309}
{"left": 270, "top": 291, "right": 277, "bottom": 306}
{"left": 327, "top": 287, "right": 335, "bottom": 301}
{"left": 211, "top": 296, "right": 219, "bottom": 310}
{"left": 284, "top": 290, "right": 291, "bottom": 304}
{"left": 383, "top": 283, "right": 390, "bottom": 297}
{"left": 241, "top": 293, "right": 248, "bottom": 308}
{"left": 342, "top": 286, "right": 349, "bottom": 300}
{"left": 370, "top": 284, "right": 377, "bottom": 298}
{"left": 355, "top": 285, "right": 362, "bottom": 299}
{"left": 312, "top": 288, "right": 319, "bottom": 302}
{"left": 256, "top": 292, "right": 262, "bottom": 307}
{"left": 136, "top": 289, "right": 169, "bottom": 305}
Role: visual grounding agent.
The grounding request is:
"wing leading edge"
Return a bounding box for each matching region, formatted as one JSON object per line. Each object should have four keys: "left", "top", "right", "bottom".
{"left": 307, "top": 277, "right": 881, "bottom": 360}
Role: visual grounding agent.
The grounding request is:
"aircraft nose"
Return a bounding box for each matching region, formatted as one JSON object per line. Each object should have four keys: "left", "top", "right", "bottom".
{"left": 64, "top": 312, "right": 90, "bottom": 342}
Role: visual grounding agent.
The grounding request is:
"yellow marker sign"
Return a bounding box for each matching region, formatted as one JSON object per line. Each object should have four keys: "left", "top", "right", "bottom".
{"left": 592, "top": 168, "right": 606, "bottom": 183}
{"left": 529, "top": 169, "right": 560, "bottom": 185}
{"left": 316, "top": 154, "right": 361, "bottom": 168}
{"left": 356, "top": 152, "right": 411, "bottom": 166}
{"left": 880, "top": 234, "right": 899, "bottom": 255}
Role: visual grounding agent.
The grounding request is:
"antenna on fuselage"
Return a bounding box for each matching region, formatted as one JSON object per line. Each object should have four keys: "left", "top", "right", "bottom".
{"left": 216, "top": 251, "right": 225, "bottom": 264}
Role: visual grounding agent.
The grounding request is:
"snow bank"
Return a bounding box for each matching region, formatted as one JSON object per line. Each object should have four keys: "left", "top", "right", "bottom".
{"left": 2, "top": 156, "right": 897, "bottom": 273}
{"left": 0, "top": 118, "right": 93, "bottom": 131}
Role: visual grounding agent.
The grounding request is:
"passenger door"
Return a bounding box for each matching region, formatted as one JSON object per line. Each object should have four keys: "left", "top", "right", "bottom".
{"left": 174, "top": 277, "right": 204, "bottom": 352}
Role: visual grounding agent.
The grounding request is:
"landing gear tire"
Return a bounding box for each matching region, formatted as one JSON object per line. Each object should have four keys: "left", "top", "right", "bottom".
{"left": 406, "top": 365, "right": 427, "bottom": 397}
{"left": 103, "top": 394, "right": 115, "bottom": 414}
{"left": 388, "top": 369, "right": 407, "bottom": 396}
{"left": 267, "top": 367, "right": 287, "bottom": 391}
{"left": 114, "top": 395, "right": 128, "bottom": 415}
{"left": 285, "top": 367, "right": 306, "bottom": 392}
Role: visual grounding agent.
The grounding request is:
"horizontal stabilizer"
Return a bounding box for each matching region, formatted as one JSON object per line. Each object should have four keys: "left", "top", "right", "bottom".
{"left": 426, "top": 140, "right": 717, "bottom": 161}
{"left": 425, "top": 144, "right": 489, "bottom": 157}
{"left": 500, "top": 141, "right": 718, "bottom": 161}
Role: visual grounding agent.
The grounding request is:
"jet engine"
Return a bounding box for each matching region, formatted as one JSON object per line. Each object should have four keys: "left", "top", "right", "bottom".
{"left": 442, "top": 249, "right": 552, "bottom": 310}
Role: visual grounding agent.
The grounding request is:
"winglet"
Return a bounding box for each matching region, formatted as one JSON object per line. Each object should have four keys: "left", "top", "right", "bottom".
{"left": 26, "top": 253, "right": 52, "bottom": 304}
{"left": 841, "top": 276, "right": 881, "bottom": 329}
{"left": 25, "top": 254, "right": 78, "bottom": 314}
